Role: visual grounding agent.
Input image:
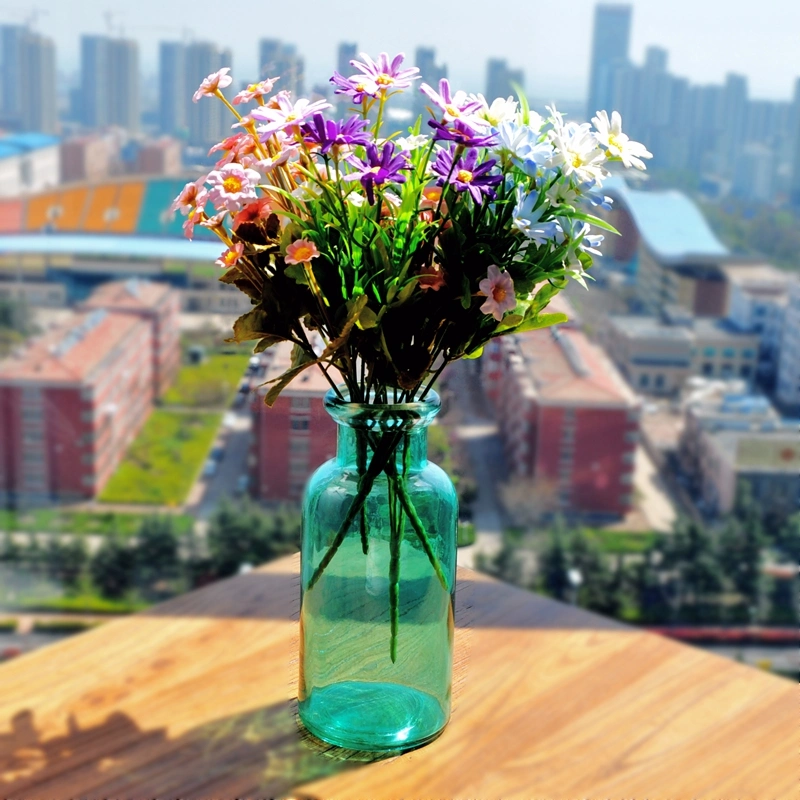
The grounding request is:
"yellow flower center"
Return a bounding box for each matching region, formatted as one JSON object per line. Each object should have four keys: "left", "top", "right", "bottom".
{"left": 293, "top": 245, "right": 314, "bottom": 262}
{"left": 376, "top": 74, "right": 394, "bottom": 86}
{"left": 370, "top": 166, "right": 382, "bottom": 174}
{"left": 248, "top": 83, "right": 259, "bottom": 92}
{"left": 445, "top": 104, "right": 461, "bottom": 117}
{"left": 492, "top": 286, "right": 507, "bottom": 303}
{"left": 571, "top": 154, "right": 584, "bottom": 168}
{"left": 223, "top": 250, "right": 238, "bottom": 265}
{"left": 607, "top": 133, "right": 622, "bottom": 151}
{"left": 222, "top": 175, "right": 243, "bottom": 193}
{"left": 457, "top": 169, "right": 474, "bottom": 183}
{"left": 286, "top": 113, "right": 297, "bottom": 122}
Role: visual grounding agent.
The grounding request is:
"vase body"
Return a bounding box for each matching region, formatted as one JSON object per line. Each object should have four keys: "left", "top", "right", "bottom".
{"left": 298, "top": 390, "right": 458, "bottom": 752}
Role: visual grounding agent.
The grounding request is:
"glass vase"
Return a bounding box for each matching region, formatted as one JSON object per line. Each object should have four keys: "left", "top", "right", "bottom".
{"left": 298, "top": 389, "right": 458, "bottom": 752}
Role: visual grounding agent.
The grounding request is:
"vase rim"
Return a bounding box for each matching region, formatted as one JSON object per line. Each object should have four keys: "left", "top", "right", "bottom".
{"left": 323, "top": 386, "right": 441, "bottom": 429}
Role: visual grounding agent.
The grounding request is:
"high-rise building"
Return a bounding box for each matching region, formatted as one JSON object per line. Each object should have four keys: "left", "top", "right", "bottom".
{"left": 587, "top": 4, "right": 632, "bottom": 119}
{"left": 414, "top": 46, "right": 447, "bottom": 122}
{"left": 259, "top": 39, "right": 304, "bottom": 97}
{"left": 80, "top": 35, "right": 140, "bottom": 132}
{"left": 485, "top": 58, "right": 523, "bottom": 102}
{"left": 185, "top": 42, "right": 233, "bottom": 146}
{"left": 789, "top": 78, "right": 800, "bottom": 208}
{"left": 334, "top": 41, "right": 358, "bottom": 112}
{"left": 0, "top": 25, "right": 57, "bottom": 134}
{"left": 159, "top": 42, "right": 187, "bottom": 137}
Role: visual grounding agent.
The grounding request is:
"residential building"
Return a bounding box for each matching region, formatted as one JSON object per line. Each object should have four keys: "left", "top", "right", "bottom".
{"left": 80, "top": 279, "right": 181, "bottom": 398}
{"left": 80, "top": 35, "right": 140, "bottom": 133}
{"left": 586, "top": 4, "right": 632, "bottom": 119}
{"left": 789, "top": 78, "right": 800, "bottom": 209}
{"left": 0, "top": 133, "right": 60, "bottom": 197}
{"left": 259, "top": 39, "right": 304, "bottom": 96}
{"left": 334, "top": 42, "right": 358, "bottom": 113}
{"left": 251, "top": 342, "right": 337, "bottom": 502}
{"left": 695, "top": 428, "right": 799, "bottom": 518}
{"left": 159, "top": 41, "right": 188, "bottom": 137}
{"left": 725, "top": 263, "right": 794, "bottom": 384}
{"left": 485, "top": 58, "right": 523, "bottom": 102}
{"left": 483, "top": 327, "right": 640, "bottom": 518}
{"left": 0, "top": 309, "right": 153, "bottom": 507}
{"left": 185, "top": 42, "right": 233, "bottom": 146}
{"left": 606, "top": 315, "right": 693, "bottom": 395}
{"left": 137, "top": 138, "right": 182, "bottom": 176}
{"left": 60, "top": 135, "right": 113, "bottom": 184}
{"left": 777, "top": 281, "right": 800, "bottom": 411}
{"left": 692, "top": 318, "right": 761, "bottom": 382}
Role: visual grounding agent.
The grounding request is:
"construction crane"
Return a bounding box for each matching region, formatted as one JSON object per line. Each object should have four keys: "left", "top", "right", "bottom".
{"left": 0, "top": 5, "right": 48, "bottom": 28}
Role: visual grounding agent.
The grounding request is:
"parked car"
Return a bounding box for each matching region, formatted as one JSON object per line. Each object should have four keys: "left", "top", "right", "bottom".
{"left": 235, "top": 474, "right": 249, "bottom": 496}
{"left": 222, "top": 411, "right": 236, "bottom": 429}
{"left": 211, "top": 444, "right": 225, "bottom": 462}
{"left": 202, "top": 459, "right": 217, "bottom": 478}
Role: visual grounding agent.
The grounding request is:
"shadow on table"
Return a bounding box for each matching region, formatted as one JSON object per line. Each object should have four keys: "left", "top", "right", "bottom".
{"left": 0, "top": 700, "right": 378, "bottom": 799}
{"left": 143, "top": 570, "right": 625, "bottom": 631}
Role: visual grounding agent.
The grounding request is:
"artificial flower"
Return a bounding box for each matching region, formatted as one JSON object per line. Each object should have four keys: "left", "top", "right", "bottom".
{"left": 344, "top": 142, "right": 410, "bottom": 205}
{"left": 431, "top": 146, "right": 502, "bottom": 204}
{"left": 285, "top": 238, "right": 320, "bottom": 264}
{"left": 171, "top": 177, "right": 208, "bottom": 215}
{"left": 233, "top": 77, "right": 279, "bottom": 105}
{"left": 591, "top": 110, "right": 653, "bottom": 170}
{"left": 216, "top": 242, "right": 244, "bottom": 268}
{"left": 420, "top": 79, "right": 487, "bottom": 131}
{"left": 478, "top": 265, "right": 516, "bottom": 321}
{"left": 193, "top": 68, "right": 232, "bottom": 102}
{"left": 206, "top": 162, "right": 262, "bottom": 213}
{"left": 350, "top": 51, "right": 419, "bottom": 92}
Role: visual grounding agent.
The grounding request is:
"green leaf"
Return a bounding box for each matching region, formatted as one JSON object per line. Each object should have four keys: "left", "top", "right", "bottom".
{"left": 291, "top": 344, "right": 316, "bottom": 369}
{"left": 263, "top": 362, "right": 316, "bottom": 407}
{"left": 284, "top": 263, "right": 310, "bottom": 285}
{"left": 461, "top": 275, "right": 473, "bottom": 310}
{"left": 356, "top": 305, "right": 379, "bottom": 330}
{"left": 571, "top": 211, "right": 620, "bottom": 235}
{"left": 513, "top": 81, "right": 530, "bottom": 125}
{"left": 514, "top": 312, "right": 569, "bottom": 333}
{"left": 227, "top": 307, "right": 271, "bottom": 342}
{"left": 253, "top": 335, "right": 285, "bottom": 354}
{"left": 496, "top": 313, "right": 524, "bottom": 332}
{"left": 464, "top": 346, "right": 484, "bottom": 360}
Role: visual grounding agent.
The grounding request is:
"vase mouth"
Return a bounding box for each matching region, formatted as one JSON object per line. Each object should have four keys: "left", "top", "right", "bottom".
{"left": 324, "top": 387, "right": 441, "bottom": 430}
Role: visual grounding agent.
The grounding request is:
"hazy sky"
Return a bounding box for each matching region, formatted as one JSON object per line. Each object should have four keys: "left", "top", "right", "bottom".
{"left": 10, "top": 0, "right": 800, "bottom": 101}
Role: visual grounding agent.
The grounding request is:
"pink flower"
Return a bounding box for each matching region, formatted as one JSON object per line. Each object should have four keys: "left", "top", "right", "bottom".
{"left": 208, "top": 134, "right": 258, "bottom": 166}
{"left": 417, "top": 264, "right": 445, "bottom": 291}
{"left": 232, "top": 197, "right": 274, "bottom": 229}
{"left": 193, "top": 67, "right": 233, "bottom": 102}
{"left": 285, "top": 238, "right": 320, "bottom": 265}
{"left": 199, "top": 211, "right": 227, "bottom": 231}
{"left": 478, "top": 265, "right": 516, "bottom": 321}
{"left": 206, "top": 163, "right": 262, "bottom": 213}
{"left": 171, "top": 177, "right": 208, "bottom": 215}
{"left": 233, "top": 77, "right": 279, "bottom": 105}
{"left": 215, "top": 242, "right": 244, "bottom": 268}
{"left": 182, "top": 208, "right": 205, "bottom": 240}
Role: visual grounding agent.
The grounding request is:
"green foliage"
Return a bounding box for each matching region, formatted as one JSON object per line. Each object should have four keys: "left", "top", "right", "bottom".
{"left": 89, "top": 536, "right": 136, "bottom": 600}
{"left": 99, "top": 411, "right": 220, "bottom": 505}
{"left": 0, "top": 618, "right": 17, "bottom": 632}
{"left": 539, "top": 527, "right": 571, "bottom": 601}
{"left": 456, "top": 522, "right": 476, "bottom": 548}
{"left": 31, "top": 620, "right": 99, "bottom": 634}
{"left": 204, "top": 500, "right": 301, "bottom": 579}
{"left": 161, "top": 353, "right": 251, "bottom": 408}
{"left": 0, "top": 509, "right": 193, "bottom": 537}
{"left": 134, "top": 516, "right": 181, "bottom": 599}
{"left": 43, "top": 536, "right": 88, "bottom": 590}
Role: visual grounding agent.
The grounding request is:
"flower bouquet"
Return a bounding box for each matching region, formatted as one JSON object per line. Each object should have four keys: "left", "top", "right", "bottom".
{"left": 176, "top": 51, "right": 651, "bottom": 750}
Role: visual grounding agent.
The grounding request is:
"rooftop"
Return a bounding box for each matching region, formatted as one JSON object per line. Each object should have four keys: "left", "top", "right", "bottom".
{"left": 81, "top": 278, "right": 173, "bottom": 311}
{"left": 0, "top": 133, "right": 60, "bottom": 158}
{"left": 693, "top": 317, "right": 762, "bottom": 341}
{"left": 710, "top": 429, "right": 800, "bottom": 473}
{"left": 604, "top": 177, "right": 728, "bottom": 265}
{"left": 0, "top": 233, "right": 221, "bottom": 262}
{"left": 0, "top": 309, "right": 144, "bottom": 385}
{"left": 514, "top": 327, "right": 638, "bottom": 407}
{"left": 608, "top": 315, "right": 694, "bottom": 341}
{"left": 259, "top": 340, "right": 337, "bottom": 398}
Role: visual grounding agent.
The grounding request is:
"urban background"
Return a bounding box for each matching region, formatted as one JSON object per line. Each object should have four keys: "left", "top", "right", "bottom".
{"left": 0, "top": 2, "right": 797, "bottom": 680}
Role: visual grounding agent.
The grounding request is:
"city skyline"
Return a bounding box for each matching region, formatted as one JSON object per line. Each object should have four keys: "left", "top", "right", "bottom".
{"left": 1, "top": 0, "right": 798, "bottom": 102}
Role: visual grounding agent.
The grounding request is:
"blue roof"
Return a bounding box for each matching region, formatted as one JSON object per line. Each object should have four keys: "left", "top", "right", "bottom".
{"left": 605, "top": 177, "right": 728, "bottom": 264}
{"left": 0, "top": 233, "right": 221, "bottom": 262}
{"left": 0, "top": 133, "right": 60, "bottom": 152}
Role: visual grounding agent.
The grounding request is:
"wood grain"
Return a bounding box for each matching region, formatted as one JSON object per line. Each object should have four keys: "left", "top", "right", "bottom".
{"left": 0, "top": 554, "right": 795, "bottom": 799}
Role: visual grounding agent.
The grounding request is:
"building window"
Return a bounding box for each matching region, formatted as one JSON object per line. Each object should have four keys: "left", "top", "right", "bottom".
{"left": 290, "top": 417, "right": 310, "bottom": 431}
{"left": 741, "top": 349, "right": 755, "bottom": 359}
{"left": 702, "top": 347, "right": 716, "bottom": 357}
{"left": 654, "top": 374, "right": 665, "bottom": 390}
{"left": 702, "top": 362, "right": 714, "bottom": 376}
{"left": 291, "top": 397, "right": 311, "bottom": 410}
{"left": 720, "top": 363, "right": 734, "bottom": 378}
{"left": 289, "top": 438, "right": 310, "bottom": 453}
{"left": 740, "top": 364, "right": 752, "bottom": 379}
{"left": 638, "top": 373, "right": 650, "bottom": 388}
{"left": 722, "top": 347, "right": 736, "bottom": 359}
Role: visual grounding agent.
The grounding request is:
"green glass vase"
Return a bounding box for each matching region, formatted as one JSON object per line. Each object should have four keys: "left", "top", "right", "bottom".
{"left": 298, "top": 389, "right": 458, "bottom": 752}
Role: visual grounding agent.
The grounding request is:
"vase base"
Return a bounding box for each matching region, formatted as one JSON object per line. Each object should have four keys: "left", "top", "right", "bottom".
{"left": 299, "top": 680, "right": 448, "bottom": 753}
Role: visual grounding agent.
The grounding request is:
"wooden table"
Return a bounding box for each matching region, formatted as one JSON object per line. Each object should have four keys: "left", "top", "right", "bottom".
{"left": 0, "top": 554, "right": 795, "bottom": 799}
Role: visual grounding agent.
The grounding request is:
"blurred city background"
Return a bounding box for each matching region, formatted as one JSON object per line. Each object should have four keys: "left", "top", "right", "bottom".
{"left": 0, "top": 2, "right": 797, "bottom": 681}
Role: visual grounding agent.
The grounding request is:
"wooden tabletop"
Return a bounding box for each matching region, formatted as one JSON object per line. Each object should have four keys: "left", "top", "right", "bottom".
{"left": 0, "top": 554, "right": 795, "bottom": 799}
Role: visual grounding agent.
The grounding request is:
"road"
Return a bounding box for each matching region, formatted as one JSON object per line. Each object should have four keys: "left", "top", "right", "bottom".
{"left": 445, "top": 360, "right": 507, "bottom": 569}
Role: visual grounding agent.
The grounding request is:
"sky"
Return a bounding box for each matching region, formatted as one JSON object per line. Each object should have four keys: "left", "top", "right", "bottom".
{"left": 8, "top": 0, "right": 800, "bottom": 102}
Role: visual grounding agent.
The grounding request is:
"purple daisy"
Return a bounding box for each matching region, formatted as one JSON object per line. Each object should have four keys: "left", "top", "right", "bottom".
{"left": 344, "top": 142, "right": 410, "bottom": 204}
{"left": 330, "top": 71, "right": 379, "bottom": 104}
{"left": 301, "top": 113, "right": 373, "bottom": 155}
{"left": 428, "top": 119, "right": 498, "bottom": 148}
{"left": 350, "top": 51, "right": 420, "bottom": 92}
{"left": 431, "top": 146, "right": 502, "bottom": 204}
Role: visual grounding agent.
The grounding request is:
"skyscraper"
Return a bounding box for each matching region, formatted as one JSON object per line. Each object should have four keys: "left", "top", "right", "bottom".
{"left": 414, "top": 47, "right": 447, "bottom": 122}
{"left": 789, "top": 78, "right": 800, "bottom": 208}
{"left": 159, "top": 42, "right": 187, "bottom": 136}
{"left": 185, "top": 42, "right": 233, "bottom": 146}
{"left": 0, "top": 25, "right": 57, "bottom": 134}
{"left": 80, "top": 35, "right": 140, "bottom": 132}
{"left": 334, "top": 42, "right": 358, "bottom": 112}
{"left": 485, "top": 58, "right": 524, "bottom": 102}
{"left": 587, "top": 4, "right": 632, "bottom": 119}
{"left": 259, "top": 39, "right": 304, "bottom": 97}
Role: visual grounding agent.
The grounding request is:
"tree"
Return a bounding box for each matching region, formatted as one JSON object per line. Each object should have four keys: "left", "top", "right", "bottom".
{"left": 568, "top": 532, "right": 625, "bottom": 617}
{"left": 540, "top": 528, "right": 571, "bottom": 602}
{"left": 90, "top": 537, "right": 136, "bottom": 599}
{"left": 632, "top": 550, "right": 671, "bottom": 624}
{"left": 0, "top": 532, "right": 21, "bottom": 563}
{"left": 719, "top": 503, "right": 765, "bottom": 615}
{"left": 206, "top": 500, "right": 301, "bottom": 578}
{"left": 135, "top": 516, "right": 180, "bottom": 598}
{"left": 44, "top": 536, "right": 88, "bottom": 590}
{"left": 776, "top": 514, "right": 800, "bottom": 564}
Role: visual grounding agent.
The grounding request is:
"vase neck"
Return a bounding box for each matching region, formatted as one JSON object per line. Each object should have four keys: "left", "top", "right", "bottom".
{"left": 336, "top": 424, "right": 429, "bottom": 470}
